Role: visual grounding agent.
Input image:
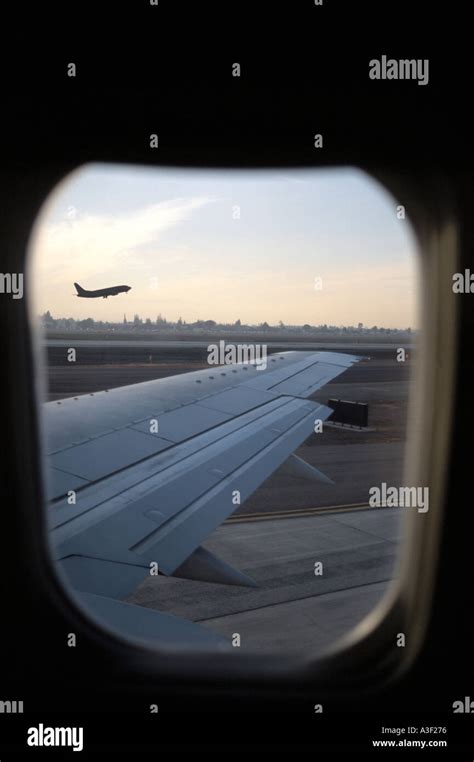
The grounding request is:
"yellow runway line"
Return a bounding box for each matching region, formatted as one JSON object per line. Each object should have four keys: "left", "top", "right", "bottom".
{"left": 225, "top": 502, "right": 374, "bottom": 524}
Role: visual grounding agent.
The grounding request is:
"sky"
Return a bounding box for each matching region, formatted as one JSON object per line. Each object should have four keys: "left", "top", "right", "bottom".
{"left": 29, "top": 164, "right": 419, "bottom": 328}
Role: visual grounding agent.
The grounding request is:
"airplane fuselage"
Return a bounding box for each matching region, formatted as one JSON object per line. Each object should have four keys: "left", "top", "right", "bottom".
{"left": 74, "top": 284, "right": 131, "bottom": 299}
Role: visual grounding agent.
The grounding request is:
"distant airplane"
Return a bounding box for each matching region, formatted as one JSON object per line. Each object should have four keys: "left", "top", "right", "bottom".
{"left": 74, "top": 282, "right": 131, "bottom": 299}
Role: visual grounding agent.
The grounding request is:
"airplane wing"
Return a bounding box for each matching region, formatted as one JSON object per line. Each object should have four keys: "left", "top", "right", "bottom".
{"left": 43, "top": 350, "right": 361, "bottom": 648}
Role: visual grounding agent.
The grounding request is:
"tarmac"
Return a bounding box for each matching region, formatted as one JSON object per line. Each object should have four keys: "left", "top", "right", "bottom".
{"left": 127, "top": 506, "right": 401, "bottom": 653}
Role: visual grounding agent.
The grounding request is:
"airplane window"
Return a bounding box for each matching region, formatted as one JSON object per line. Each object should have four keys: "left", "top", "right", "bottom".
{"left": 28, "top": 164, "right": 419, "bottom": 656}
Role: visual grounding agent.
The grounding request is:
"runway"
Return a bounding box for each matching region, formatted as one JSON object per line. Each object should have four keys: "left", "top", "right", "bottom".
{"left": 43, "top": 338, "right": 415, "bottom": 369}
{"left": 44, "top": 356, "right": 410, "bottom": 400}
{"left": 127, "top": 506, "right": 401, "bottom": 653}
{"left": 45, "top": 338, "right": 415, "bottom": 351}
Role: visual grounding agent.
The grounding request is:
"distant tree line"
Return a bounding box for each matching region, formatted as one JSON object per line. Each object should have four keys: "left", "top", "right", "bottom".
{"left": 39, "top": 310, "right": 414, "bottom": 336}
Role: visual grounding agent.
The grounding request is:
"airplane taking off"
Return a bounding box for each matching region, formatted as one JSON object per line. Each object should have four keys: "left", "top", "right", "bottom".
{"left": 74, "top": 282, "right": 131, "bottom": 299}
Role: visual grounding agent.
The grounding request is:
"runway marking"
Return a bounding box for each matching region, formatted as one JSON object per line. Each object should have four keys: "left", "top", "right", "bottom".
{"left": 225, "top": 502, "right": 376, "bottom": 523}
{"left": 195, "top": 577, "right": 393, "bottom": 623}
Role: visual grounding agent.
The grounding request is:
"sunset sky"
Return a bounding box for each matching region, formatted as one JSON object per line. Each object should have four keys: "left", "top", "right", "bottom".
{"left": 29, "top": 164, "right": 419, "bottom": 328}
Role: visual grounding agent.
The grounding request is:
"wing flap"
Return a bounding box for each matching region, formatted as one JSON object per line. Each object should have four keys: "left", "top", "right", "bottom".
{"left": 75, "top": 591, "right": 230, "bottom": 649}
{"left": 51, "top": 398, "right": 332, "bottom": 583}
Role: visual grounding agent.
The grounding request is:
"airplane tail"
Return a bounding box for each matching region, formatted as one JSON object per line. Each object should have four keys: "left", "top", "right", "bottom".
{"left": 74, "top": 282, "right": 87, "bottom": 296}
